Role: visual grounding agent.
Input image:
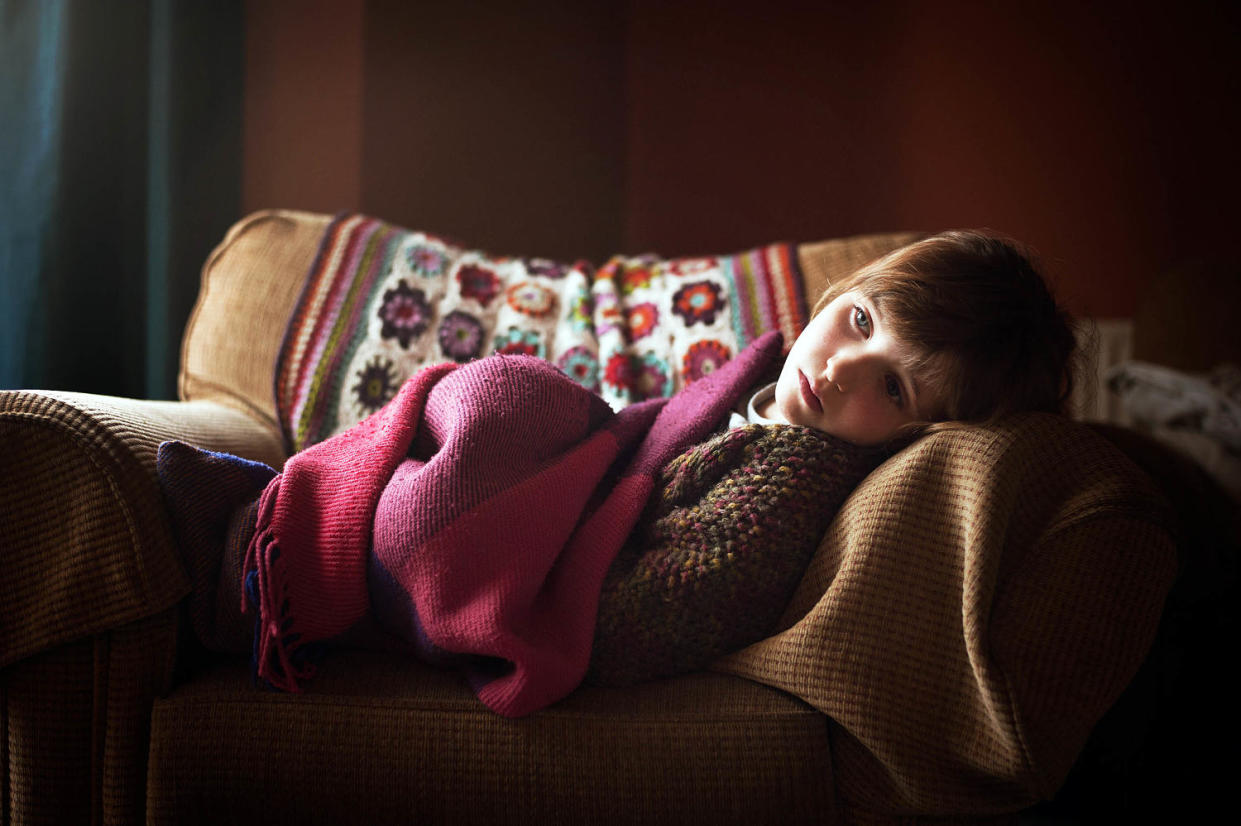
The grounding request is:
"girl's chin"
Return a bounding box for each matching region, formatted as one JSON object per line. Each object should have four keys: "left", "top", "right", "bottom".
{"left": 776, "top": 401, "right": 810, "bottom": 429}
{"left": 764, "top": 389, "right": 794, "bottom": 421}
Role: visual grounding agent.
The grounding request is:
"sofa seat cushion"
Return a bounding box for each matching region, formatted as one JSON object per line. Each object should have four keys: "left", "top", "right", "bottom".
{"left": 146, "top": 650, "right": 832, "bottom": 825}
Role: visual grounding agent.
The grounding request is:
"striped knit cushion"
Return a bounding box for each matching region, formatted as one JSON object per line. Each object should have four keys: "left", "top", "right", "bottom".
{"left": 275, "top": 214, "right": 808, "bottom": 452}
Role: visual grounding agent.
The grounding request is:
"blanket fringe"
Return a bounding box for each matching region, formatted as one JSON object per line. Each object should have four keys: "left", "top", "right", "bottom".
{"left": 243, "top": 526, "right": 317, "bottom": 692}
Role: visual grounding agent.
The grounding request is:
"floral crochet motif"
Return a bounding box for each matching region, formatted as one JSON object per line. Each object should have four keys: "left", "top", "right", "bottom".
{"left": 603, "top": 351, "right": 670, "bottom": 401}
{"left": 558, "top": 346, "right": 600, "bottom": 391}
{"left": 494, "top": 327, "right": 544, "bottom": 358}
{"left": 505, "top": 281, "right": 557, "bottom": 318}
{"left": 457, "top": 263, "right": 501, "bottom": 307}
{"left": 681, "top": 339, "right": 732, "bottom": 383}
{"left": 378, "top": 279, "right": 432, "bottom": 348}
{"left": 672, "top": 281, "right": 724, "bottom": 327}
{"left": 619, "top": 263, "right": 653, "bottom": 296}
{"left": 625, "top": 302, "right": 658, "bottom": 342}
{"left": 603, "top": 352, "right": 633, "bottom": 396}
{"left": 407, "top": 242, "right": 450, "bottom": 278}
{"left": 633, "top": 352, "right": 671, "bottom": 400}
{"left": 438, "top": 311, "right": 483, "bottom": 362}
{"left": 351, "top": 355, "right": 398, "bottom": 414}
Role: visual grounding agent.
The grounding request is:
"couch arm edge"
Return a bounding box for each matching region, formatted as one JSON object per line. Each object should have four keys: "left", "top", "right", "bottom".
{"left": 0, "top": 390, "right": 285, "bottom": 667}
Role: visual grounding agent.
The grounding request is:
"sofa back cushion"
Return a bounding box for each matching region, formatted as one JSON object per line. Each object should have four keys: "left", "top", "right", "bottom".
{"left": 180, "top": 210, "right": 330, "bottom": 434}
{"left": 180, "top": 209, "right": 916, "bottom": 453}
{"left": 797, "top": 231, "right": 922, "bottom": 307}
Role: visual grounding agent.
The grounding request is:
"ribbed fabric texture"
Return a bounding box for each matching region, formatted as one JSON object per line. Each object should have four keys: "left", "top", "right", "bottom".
{"left": 180, "top": 210, "right": 330, "bottom": 430}
{"left": 0, "top": 388, "right": 283, "bottom": 826}
{"left": 147, "top": 652, "right": 833, "bottom": 826}
{"left": 796, "top": 231, "right": 924, "bottom": 307}
{"left": 0, "top": 391, "right": 284, "bottom": 668}
{"left": 156, "top": 392, "right": 881, "bottom": 697}
{"left": 241, "top": 361, "right": 457, "bottom": 690}
{"left": 2, "top": 609, "right": 178, "bottom": 826}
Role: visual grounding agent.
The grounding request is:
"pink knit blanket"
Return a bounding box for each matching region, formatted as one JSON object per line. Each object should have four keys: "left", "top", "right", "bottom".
{"left": 243, "top": 332, "right": 782, "bottom": 717}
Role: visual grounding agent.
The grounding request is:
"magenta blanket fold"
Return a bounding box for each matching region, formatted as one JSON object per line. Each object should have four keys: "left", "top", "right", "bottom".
{"left": 243, "top": 331, "right": 783, "bottom": 716}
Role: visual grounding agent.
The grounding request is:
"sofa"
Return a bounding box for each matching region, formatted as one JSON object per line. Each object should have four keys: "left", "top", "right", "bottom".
{"left": 2, "top": 210, "right": 1231, "bottom": 824}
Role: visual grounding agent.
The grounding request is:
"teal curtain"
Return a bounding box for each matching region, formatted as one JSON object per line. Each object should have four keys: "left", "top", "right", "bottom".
{"left": 0, "top": 0, "right": 242, "bottom": 399}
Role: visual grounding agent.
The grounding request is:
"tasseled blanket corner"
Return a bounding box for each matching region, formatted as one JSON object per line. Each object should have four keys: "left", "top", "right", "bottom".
{"left": 242, "top": 526, "right": 318, "bottom": 693}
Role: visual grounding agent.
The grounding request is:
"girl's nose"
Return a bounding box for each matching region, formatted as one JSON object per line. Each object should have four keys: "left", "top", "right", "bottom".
{"left": 825, "top": 349, "right": 870, "bottom": 392}
{"left": 824, "top": 358, "right": 849, "bottom": 392}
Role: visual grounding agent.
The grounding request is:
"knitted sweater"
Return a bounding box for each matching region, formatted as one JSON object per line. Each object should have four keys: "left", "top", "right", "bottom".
{"left": 590, "top": 423, "right": 881, "bottom": 685}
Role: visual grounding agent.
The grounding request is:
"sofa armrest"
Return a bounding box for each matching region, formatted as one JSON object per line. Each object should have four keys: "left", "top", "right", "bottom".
{"left": 0, "top": 390, "right": 287, "bottom": 668}
{"left": 715, "top": 412, "right": 1177, "bottom": 817}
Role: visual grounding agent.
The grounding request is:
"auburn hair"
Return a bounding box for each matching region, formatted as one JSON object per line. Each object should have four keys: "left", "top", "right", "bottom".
{"left": 814, "top": 230, "right": 1077, "bottom": 428}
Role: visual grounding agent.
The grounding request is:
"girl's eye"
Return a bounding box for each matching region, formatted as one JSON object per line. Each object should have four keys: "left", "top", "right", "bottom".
{"left": 884, "top": 374, "right": 904, "bottom": 406}
{"left": 853, "top": 306, "right": 871, "bottom": 334}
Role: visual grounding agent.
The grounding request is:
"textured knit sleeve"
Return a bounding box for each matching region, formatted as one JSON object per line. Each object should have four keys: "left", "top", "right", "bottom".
{"left": 588, "top": 424, "right": 881, "bottom": 686}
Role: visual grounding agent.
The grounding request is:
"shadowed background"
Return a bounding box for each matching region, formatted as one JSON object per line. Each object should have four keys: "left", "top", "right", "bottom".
{"left": 3, "top": 0, "right": 1238, "bottom": 397}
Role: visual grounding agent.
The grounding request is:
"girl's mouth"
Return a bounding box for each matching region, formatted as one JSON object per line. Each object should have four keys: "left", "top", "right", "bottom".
{"left": 799, "top": 370, "right": 823, "bottom": 413}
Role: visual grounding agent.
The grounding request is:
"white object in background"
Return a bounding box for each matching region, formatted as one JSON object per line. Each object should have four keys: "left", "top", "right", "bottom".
{"left": 1106, "top": 359, "right": 1241, "bottom": 504}
{"left": 1106, "top": 361, "right": 1241, "bottom": 451}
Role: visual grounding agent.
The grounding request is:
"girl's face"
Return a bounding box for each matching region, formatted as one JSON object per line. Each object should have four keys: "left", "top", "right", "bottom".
{"left": 769, "top": 290, "right": 938, "bottom": 445}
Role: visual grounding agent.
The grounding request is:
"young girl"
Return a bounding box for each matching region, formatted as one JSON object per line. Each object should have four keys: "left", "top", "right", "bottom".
{"left": 593, "top": 229, "right": 1077, "bottom": 686}
{"left": 734, "top": 229, "right": 1076, "bottom": 444}
{"left": 158, "top": 228, "right": 1077, "bottom": 713}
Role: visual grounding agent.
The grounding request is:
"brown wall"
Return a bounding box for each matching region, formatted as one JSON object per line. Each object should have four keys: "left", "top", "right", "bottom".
{"left": 243, "top": 0, "right": 1239, "bottom": 318}
{"left": 360, "top": 0, "right": 625, "bottom": 261}
{"left": 243, "top": 0, "right": 364, "bottom": 215}
{"left": 243, "top": 0, "right": 624, "bottom": 261}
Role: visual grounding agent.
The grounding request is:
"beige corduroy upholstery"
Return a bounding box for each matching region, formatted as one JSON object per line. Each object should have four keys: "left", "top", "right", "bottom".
{"left": 179, "top": 210, "right": 331, "bottom": 433}
{"left": 797, "top": 232, "right": 923, "bottom": 309}
{"left": 1, "top": 210, "right": 1182, "bottom": 825}
{"left": 1, "top": 390, "right": 285, "bottom": 825}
